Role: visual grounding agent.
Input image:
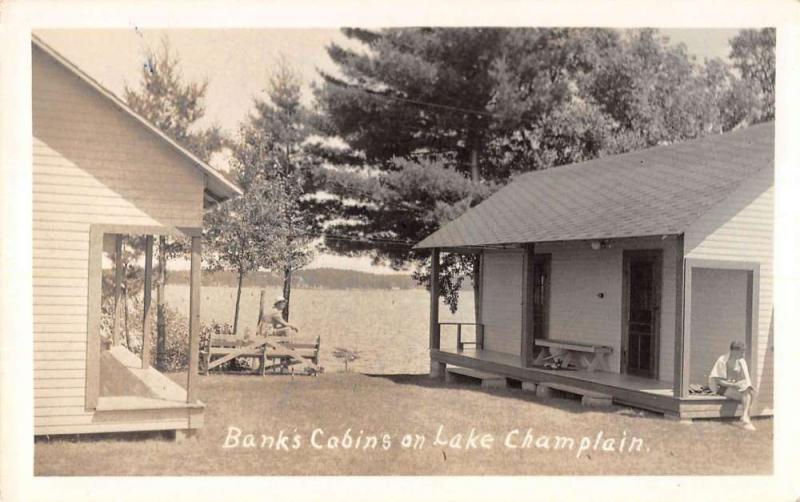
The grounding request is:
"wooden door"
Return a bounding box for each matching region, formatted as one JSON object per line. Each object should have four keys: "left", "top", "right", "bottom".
{"left": 532, "top": 257, "right": 550, "bottom": 340}
{"left": 622, "top": 250, "right": 662, "bottom": 378}
{"left": 531, "top": 255, "right": 550, "bottom": 360}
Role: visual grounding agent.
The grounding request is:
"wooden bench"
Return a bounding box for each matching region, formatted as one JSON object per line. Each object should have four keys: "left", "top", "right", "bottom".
{"left": 201, "top": 335, "right": 320, "bottom": 376}
{"left": 533, "top": 338, "right": 613, "bottom": 372}
{"left": 445, "top": 366, "right": 507, "bottom": 389}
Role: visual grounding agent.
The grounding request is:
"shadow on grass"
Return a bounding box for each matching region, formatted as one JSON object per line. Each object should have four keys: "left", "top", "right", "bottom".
{"left": 363, "top": 373, "right": 660, "bottom": 420}
{"left": 35, "top": 430, "right": 176, "bottom": 444}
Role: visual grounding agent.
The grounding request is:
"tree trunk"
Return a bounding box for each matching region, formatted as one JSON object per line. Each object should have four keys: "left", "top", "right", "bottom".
{"left": 470, "top": 147, "right": 479, "bottom": 181}
{"left": 123, "top": 287, "right": 132, "bottom": 349}
{"left": 282, "top": 267, "right": 292, "bottom": 321}
{"left": 470, "top": 147, "right": 480, "bottom": 322}
{"left": 233, "top": 270, "right": 245, "bottom": 335}
{"left": 156, "top": 236, "right": 167, "bottom": 371}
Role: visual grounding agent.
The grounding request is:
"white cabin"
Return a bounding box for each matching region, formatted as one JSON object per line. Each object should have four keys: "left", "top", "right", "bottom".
{"left": 417, "top": 123, "right": 773, "bottom": 420}
{"left": 32, "top": 35, "right": 241, "bottom": 436}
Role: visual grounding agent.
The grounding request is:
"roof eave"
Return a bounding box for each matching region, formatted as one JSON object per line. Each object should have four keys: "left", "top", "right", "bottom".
{"left": 415, "top": 232, "right": 685, "bottom": 250}
{"left": 32, "top": 34, "right": 243, "bottom": 202}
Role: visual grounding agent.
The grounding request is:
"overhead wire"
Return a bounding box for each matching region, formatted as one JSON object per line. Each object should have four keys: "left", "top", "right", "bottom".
{"left": 330, "top": 80, "right": 520, "bottom": 122}
{"left": 302, "top": 231, "right": 416, "bottom": 247}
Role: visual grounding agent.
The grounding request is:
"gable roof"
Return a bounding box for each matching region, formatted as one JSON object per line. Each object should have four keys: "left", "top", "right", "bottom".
{"left": 416, "top": 122, "right": 774, "bottom": 249}
{"left": 32, "top": 34, "right": 242, "bottom": 204}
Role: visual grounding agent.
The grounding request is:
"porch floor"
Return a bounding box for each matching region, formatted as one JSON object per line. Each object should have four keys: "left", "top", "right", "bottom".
{"left": 432, "top": 348, "right": 747, "bottom": 419}
{"left": 96, "top": 396, "right": 204, "bottom": 412}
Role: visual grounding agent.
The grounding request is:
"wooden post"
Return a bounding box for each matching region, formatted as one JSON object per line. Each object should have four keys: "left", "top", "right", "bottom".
{"left": 187, "top": 236, "right": 202, "bottom": 403}
{"left": 141, "top": 235, "right": 154, "bottom": 369}
{"left": 429, "top": 248, "right": 441, "bottom": 350}
{"left": 672, "top": 235, "right": 688, "bottom": 398}
{"left": 476, "top": 252, "right": 484, "bottom": 325}
{"left": 456, "top": 324, "right": 463, "bottom": 352}
{"left": 112, "top": 234, "right": 123, "bottom": 346}
{"left": 156, "top": 236, "right": 167, "bottom": 370}
{"left": 259, "top": 288, "right": 267, "bottom": 325}
{"left": 85, "top": 227, "right": 104, "bottom": 410}
{"left": 520, "top": 243, "right": 536, "bottom": 367}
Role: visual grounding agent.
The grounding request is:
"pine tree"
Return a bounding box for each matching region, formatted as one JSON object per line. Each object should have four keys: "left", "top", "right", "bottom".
{"left": 313, "top": 28, "right": 775, "bottom": 311}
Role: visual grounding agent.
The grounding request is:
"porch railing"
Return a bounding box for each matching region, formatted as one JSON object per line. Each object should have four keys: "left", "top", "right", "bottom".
{"left": 439, "top": 322, "right": 484, "bottom": 351}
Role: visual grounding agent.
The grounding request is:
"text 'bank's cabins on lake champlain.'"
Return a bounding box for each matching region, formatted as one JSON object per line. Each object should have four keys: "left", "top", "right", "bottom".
{"left": 32, "top": 36, "right": 241, "bottom": 437}
{"left": 417, "top": 122, "right": 774, "bottom": 421}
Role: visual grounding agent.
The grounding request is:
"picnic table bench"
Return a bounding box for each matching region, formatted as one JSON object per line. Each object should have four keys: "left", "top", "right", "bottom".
{"left": 201, "top": 335, "right": 321, "bottom": 376}
{"left": 533, "top": 338, "right": 613, "bottom": 372}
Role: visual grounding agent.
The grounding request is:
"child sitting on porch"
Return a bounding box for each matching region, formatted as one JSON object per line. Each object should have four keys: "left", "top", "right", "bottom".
{"left": 708, "top": 341, "right": 756, "bottom": 431}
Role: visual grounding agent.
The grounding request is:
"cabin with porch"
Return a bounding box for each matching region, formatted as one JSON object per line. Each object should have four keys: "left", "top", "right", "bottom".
{"left": 417, "top": 123, "right": 773, "bottom": 421}
{"left": 32, "top": 35, "right": 241, "bottom": 436}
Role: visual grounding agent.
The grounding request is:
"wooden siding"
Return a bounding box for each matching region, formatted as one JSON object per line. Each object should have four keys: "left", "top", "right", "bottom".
{"left": 684, "top": 167, "right": 773, "bottom": 409}
{"left": 538, "top": 238, "right": 677, "bottom": 381}
{"left": 481, "top": 249, "right": 524, "bottom": 354}
{"left": 32, "top": 46, "right": 205, "bottom": 434}
{"left": 688, "top": 269, "right": 749, "bottom": 386}
{"left": 480, "top": 237, "right": 678, "bottom": 381}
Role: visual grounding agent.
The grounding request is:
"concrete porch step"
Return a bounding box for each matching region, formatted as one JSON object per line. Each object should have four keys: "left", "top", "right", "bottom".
{"left": 446, "top": 366, "right": 507, "bottom": 388}
{"left": 103, "top": 345, "right": 190, "bottom": 402}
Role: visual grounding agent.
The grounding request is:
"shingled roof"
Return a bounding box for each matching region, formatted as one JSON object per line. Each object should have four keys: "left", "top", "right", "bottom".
{"left": 416, "top": 122, "right": 773, "bottom": 249}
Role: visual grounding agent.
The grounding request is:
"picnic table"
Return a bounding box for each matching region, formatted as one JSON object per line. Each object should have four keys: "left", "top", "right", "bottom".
{"left": 201, "top": 334, "right": 321, "bottom": 376}
{"left": 533, "top": 338, "right": 613, "bottom": 372}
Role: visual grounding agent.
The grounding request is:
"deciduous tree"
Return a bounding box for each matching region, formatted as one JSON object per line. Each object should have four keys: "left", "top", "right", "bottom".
{"left": 239, "top": 59, "right": 318, "bottom": 320}
{"left": 203, "top": 174, "right": 285, "bottom": 334}
{"left": 124, "top": 36, "right": 226, "bottom": 366}
{"left": 729, "top": 28, "right": 775, "bottom": 121}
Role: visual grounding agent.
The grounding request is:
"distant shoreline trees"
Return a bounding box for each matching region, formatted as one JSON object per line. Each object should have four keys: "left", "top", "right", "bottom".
{"left": 165, "top": 268, "right": 420, "bottom": 290}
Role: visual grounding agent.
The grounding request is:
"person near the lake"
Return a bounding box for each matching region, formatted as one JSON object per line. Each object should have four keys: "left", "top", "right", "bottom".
{"left": 258, "top": 296, "right": 316, "bottom": 374}
{"left": 708, "top": 340, "right": 756, "bottom": 431}
{"left": 259, "top": 296, "right": 299, "bottom": 337}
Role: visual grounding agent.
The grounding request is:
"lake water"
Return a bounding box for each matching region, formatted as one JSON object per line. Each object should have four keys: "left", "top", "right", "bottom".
{"left": 165, "top": 286, "right": 475, "bottom": 375}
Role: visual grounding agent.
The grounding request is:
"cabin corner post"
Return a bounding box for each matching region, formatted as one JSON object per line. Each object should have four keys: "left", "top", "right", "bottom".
{"left": 429, "top": 248, "right": 441, "bottom": 350}
{"left": 84, "top": 226, "right": 104, "bottom": 411}
{"left": 187, "top": 236, "right": 202, "bottom": 402}
{"left": 429, "top": 248, "right": 445, "bottom": 378}
{"left": 521, "top": 243, "right": 536, "bottom": 367}
{"left": 673, "top": 235, "right": 689, "bottom": 398}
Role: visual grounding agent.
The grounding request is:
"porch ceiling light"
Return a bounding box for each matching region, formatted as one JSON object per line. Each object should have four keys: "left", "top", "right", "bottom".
{"left": 590, "top": 240, "right": 602, "bottom": 250}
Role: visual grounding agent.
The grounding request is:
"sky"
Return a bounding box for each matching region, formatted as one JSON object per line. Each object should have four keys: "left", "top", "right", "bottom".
{"left": 35, "top": 28, "right": 744, "bottom": 274}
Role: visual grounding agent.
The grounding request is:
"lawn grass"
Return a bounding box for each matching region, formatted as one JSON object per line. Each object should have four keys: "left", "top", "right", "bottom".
{"left": 34, "top": 372, "right": 772, "bottom": 475}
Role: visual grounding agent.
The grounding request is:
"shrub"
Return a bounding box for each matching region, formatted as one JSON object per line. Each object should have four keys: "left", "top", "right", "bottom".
{"left": 100, "top": 296, "right": 225, "bottom": 371}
